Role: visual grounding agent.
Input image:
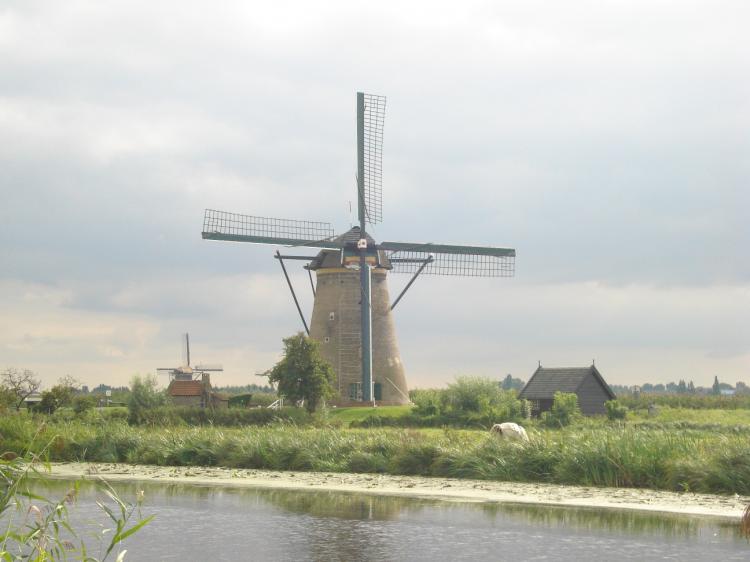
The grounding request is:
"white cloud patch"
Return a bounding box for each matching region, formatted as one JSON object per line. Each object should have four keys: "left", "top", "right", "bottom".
{"left": 1, "top": 0, "right": 748, "bottom": 389}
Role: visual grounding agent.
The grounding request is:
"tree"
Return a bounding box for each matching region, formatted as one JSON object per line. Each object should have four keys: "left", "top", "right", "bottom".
{"left": 37, "top": 376, "right": 80, "bottom": 414}
{"left": 712, "top": 375, "right": 721, "bottom": 395}
{"left": 1, "top": 368, "right": 41, "bottom": 411}
{"left": 0, "top": 386, "right": 15, "bottom": 410}
{"left": 128, "top": 374, "right": 166, "bottom": 424}
{"left": 266, "top": 333, "right": 335, "bottom": 413}
{"left": 72, "top": 394, "right": 98, "bottom": 414}
{"left": 500, "top": 374, "right": 525, "bottom": 391}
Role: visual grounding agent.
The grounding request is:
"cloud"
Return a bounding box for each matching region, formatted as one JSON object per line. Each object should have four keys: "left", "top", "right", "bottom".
{"left": 1, "top": 0, "right": 748, "bottom": 389}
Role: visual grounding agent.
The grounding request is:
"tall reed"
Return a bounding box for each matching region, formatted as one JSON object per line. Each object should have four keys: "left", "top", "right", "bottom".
{"left": 2, "top": 415, "right": 749, "bottom": 495}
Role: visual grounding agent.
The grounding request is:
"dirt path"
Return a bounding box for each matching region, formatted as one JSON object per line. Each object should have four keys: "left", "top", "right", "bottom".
{"left": 48, "top": 462, "right": 749, "bottom": 520}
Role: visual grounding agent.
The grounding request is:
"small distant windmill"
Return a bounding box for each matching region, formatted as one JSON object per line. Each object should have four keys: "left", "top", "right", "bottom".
{"left": 157, "top": 333, "right": 224, "bottom": 382}
{"left": 202, "top": 93, "right": 515, "bottom": 405}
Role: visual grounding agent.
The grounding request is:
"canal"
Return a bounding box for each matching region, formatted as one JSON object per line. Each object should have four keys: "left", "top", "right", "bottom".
{"left": 18, "top": 480, "right": 750, "bottom": 561}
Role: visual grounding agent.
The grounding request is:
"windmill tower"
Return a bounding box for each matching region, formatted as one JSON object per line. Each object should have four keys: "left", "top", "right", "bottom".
{"left": 157, "top": 333, "right": 224, "bottom": 382}
{"left": 157, "top": 333, "right": 226, "bottom": 408}
{"left": 202, "top": 92, "right": 515, "bottom": 405}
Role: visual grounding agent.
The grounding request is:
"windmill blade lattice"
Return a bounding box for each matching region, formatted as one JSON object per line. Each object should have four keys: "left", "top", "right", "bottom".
{"left": 381, "top": 242, "right": 515, "bottom": 277}
{"left": 362, "top": 94, "right": 386, "bottom": 225}
{"left": 202, "top": 209, "right": 341, "bottom": 249}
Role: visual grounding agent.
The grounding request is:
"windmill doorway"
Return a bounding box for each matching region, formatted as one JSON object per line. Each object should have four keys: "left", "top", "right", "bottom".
{"left": 348, "top": 382, "right": 383, "bottom": 401}
{"left": 348, "top": 382, "right": 361, "bottom": 401}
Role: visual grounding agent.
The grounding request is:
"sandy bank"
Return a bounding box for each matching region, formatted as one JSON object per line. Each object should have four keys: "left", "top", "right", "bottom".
{"left": 48, "top": 463, "right": 749, "bottom": 520}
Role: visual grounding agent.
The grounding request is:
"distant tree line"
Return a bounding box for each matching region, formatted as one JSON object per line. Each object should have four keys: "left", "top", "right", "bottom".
{"left": 213, "top": 383, "right": 275, "bottom": 395}
{"left": 612, "top": 375, "right": 749, "bottom": 397}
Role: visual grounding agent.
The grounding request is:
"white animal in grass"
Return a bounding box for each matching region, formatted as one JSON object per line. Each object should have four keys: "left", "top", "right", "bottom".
{"left": 490, "top": 422, "right": 529, "bottom": 442}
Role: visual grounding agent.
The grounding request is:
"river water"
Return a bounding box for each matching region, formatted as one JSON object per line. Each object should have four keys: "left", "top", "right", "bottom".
{"left": 21, "top": 480, "right": 750, "bottom": 561}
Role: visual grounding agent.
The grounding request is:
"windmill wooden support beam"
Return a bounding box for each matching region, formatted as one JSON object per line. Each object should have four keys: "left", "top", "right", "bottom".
{"left": 201, "top": 92, "right": 515, "bottom": 406}
{"left": 390, "top": 256, "right": 433, "bottom": 311}
{"left": 274, "top": 251, "right": 310, "bottom": 336}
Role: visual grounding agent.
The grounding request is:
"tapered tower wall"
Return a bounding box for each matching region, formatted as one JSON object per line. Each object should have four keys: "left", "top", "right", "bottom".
{"left": 309, "top": 267, "right": 410, "bottom": 405}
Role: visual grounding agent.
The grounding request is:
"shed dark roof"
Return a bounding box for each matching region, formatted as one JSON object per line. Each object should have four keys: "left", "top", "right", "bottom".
{"left": 519, "top": 366, "right": 615, "bottom": 400}
{"left": 168, "top": 380, "right": 203, "bottom": 397}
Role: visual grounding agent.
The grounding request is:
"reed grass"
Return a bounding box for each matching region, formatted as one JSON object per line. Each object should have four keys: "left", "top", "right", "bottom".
{"left": 2, "top": 416, "right": 749, "bottom": 495}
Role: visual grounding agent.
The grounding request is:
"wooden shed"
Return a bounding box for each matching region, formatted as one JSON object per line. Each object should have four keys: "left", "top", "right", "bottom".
{"left": 519, "top": 365, "right": 615, "bottom": 416}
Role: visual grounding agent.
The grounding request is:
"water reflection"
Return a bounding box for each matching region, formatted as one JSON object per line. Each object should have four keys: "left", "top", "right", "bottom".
{"left": 29, "top": 479, "right": 747, "bottom": 561}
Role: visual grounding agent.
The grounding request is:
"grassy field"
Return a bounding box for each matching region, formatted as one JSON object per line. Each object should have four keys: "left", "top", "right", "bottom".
{"left": 629, "top": 407, "right": 750, "bottom": 426}
{"left": 2, "top": 413, "right": 750, "bottom": 495}
{"left": 327, "top": 405, "right": 412, "bottom": 424}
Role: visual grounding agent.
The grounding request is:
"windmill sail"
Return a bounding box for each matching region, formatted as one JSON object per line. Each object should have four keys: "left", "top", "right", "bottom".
{"left": 380, "top": 241, "right": 515, "bottom": 277}
{"left": 202, "top": 209, "right": 341, "bottom": 249}
{"left": 359, "top": 93, "right": 386, "bottom": 225}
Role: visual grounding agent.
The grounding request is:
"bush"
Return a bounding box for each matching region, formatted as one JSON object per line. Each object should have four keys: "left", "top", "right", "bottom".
{"left": 605, "top": 400, "right": 628, "bottom": 420}
{"left": 228, "top": 393, "right": 254, "bottom": 408}
{"left": 407, "top": 377, "right": 528, "bottom": 428}
{"left": 445, "top": 376, "right": 503, "bottom": 414}
{"left": 127, "top": 374, "right": 167, "bottom": 424}
{"left": 410, "top": 388, "right": 442, "bottom": 416}
{"left": 73, "top": 394, "right": 98, "bottom": 414}
{"left": 542, "top": 392, "right": 581, "bottom": 428}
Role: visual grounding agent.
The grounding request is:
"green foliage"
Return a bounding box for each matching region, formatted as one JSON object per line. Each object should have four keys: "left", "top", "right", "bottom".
{"left": 500, "top": 374, "right": 525, "bottom": 391}
{"left": 127, "top": 374, "right": 167, "bottom": 425}
{"left": 248, "top": 392, "right": 281, "bottom": 408}
{"left": 213, "top": 383, "right": 275, "bottom": 395}
{"left": 542, "top": 392, "right": 581, "bottom": 428}
{"left": 408, "top": 377, "right": 529, "bottom": 428}
{"left": 4, "top": 415, "right": 750, "bottom": 494}
{"left": 129, "top": 405, "right": 311, "bottom": 427}
{"left": 445, "top": 376, "right": 504, "bottom": 413}
{"left": 72, "top": 394, "right": 98, "bottom": 414}
{"left": 266, "top": 333, "right": 336, "bottom": 413}
{"left": 712, "top": 375, "right": 721, "bottom": 395}
{"left": 410, "top": 389, "right": 442, "bottom": 416}
{"left": 629, "top": 406, "right": 750, "bottom": 427}
{"left": 5, "top": 415, "right": 750, "bottom": 494}
{"left": 327, "top": 406, "right": 411, "bottom": 424}
{"left": 0, "top": 446, "right": 151, "bottom": 560}
{"left": 619, "top": 393, "right": 750, "bottom": 410}
{"left": 605, "top": 400, "right": 628, "bottom": 420}
{"left": 228, "top": 393, "right": 254, "bottom": 408}
{"left": 0, "top": 385, "right": 16, "bottom": 411}
{"left": 36, "top": 378, "right": 79, "bottom": 414}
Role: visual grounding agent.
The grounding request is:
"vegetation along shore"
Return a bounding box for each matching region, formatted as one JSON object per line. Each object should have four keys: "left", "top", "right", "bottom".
{"left": 3, "top": 413, "right": 750, "bottom": 496}
{"left": 3, "top": 374, "right": 750, "bottom": 504}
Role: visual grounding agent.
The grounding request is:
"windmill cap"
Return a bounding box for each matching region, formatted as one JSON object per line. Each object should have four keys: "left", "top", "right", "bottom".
{"left": 307, "top": 226, "right": 392, "bottom": 270}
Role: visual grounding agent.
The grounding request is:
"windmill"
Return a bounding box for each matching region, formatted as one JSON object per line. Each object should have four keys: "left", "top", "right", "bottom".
{"left": 157, "top": 333, "right": 224, "bottom": 382}
{"left": 202, "top": 92, "right": 515, "bottom": 405}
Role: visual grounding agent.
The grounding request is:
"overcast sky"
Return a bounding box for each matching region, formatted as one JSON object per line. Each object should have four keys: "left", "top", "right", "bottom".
{"left": 1, "top": 0, "right": 748, "bottom": 390}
